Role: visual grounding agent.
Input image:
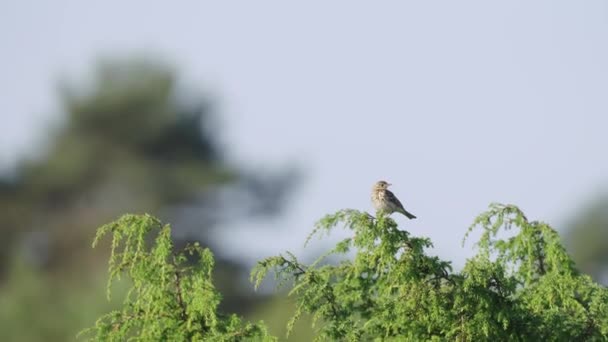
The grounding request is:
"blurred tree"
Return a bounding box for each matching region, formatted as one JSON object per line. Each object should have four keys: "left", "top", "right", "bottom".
{"left": 564, "top": 194, "right": 608, "bottom": 285}
{"left": 0, "top": 56, "right": 295, "bottom": 340}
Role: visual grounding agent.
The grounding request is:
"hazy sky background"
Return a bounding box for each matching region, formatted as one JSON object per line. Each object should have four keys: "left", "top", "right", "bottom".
{"left": 2, "top": 1, "right": 608, "bottom": 267}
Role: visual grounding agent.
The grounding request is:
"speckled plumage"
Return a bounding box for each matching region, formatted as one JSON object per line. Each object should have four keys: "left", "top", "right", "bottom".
{"left": 371, "top": 180, "right": 416, "bottom": 219}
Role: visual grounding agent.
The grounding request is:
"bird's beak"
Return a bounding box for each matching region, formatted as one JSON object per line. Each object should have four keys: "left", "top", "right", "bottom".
{"left": 387, "top": 183, "right": 392, "bottom": 187}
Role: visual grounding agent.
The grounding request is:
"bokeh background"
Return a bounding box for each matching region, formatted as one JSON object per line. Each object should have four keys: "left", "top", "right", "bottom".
{"left": 2, "top": 1, "right": 608, "bottom": 341}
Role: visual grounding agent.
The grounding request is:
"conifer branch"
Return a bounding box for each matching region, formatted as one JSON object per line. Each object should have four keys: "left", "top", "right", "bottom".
{"left": 173, "top": 268, "right": 187, "bottom": 321}
{"left": 283, "top": 257, "right": 342, "bottom": 320}
{"left": 84, "top": 206, "right": 608, "bottom": 341}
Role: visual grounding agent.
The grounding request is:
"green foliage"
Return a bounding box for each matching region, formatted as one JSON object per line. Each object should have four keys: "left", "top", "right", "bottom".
{"left": 0, "top": 57, "right": 295, "bottom": 340}
{"left": 246, "top": 297, "right": 315, "bottom": 341}
{"left": 0, "top": 261, "right": 124, "bottom": 342}
{"left": 564, "top": 195, "right": 608, "bottom": 284}
{"left": 253, "top": 204, "right": 608, "bottom": 341}
{"left": 80, "top": 214, "right": 273, "bottom": 341}
{"left": 0, "top": 56, "right": 293, "bottom": 275}
{"left": 87, "top": 204, "right": 608, "bottom": 341}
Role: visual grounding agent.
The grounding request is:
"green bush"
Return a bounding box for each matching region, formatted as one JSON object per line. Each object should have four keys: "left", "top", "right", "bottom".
{"left": 82, "top": 204, "right": 608, "bottom": 341}
{"left": 79, "top": 214, "right": 271, "bottom": 341}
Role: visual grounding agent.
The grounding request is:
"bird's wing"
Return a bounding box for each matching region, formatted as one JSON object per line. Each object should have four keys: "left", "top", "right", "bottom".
{"left": 386, "top": 190, "right": 406, "bottom": 210}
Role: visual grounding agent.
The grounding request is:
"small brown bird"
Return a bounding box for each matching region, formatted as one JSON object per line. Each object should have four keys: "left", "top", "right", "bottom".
{"left": 371, "top": 180, "right": 416, "bottom": 219}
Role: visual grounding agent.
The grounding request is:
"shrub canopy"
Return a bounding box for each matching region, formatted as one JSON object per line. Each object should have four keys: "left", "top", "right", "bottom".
{"left": 83, "top": 204, "right": 608, "bottom": 341}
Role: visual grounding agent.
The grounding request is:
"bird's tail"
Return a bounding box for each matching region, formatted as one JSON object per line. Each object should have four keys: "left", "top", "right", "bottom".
{"left": 400, "top": 209, "right": 416, "bottom": 219}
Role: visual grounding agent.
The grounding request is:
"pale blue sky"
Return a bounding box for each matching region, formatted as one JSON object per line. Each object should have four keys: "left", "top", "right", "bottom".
{"left": 2, "top": 1, "right": 608, "bottom": 267}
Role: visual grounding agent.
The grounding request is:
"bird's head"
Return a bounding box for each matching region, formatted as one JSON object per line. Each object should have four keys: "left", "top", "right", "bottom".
{"left": 374, "top": 180, "right": 391, "bottom": 190}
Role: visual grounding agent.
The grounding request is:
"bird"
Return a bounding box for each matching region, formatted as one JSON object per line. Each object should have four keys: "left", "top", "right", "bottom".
{"left": 371, "top": 180, "right": 416, "bottom": 219}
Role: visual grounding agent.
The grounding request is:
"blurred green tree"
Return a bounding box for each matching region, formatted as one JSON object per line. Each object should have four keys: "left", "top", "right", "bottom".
{"left": 0, "top": 57, "right": 295, "bottom": 341}
{"left": 564, "top": 195, "right": 608, "bottom": 285}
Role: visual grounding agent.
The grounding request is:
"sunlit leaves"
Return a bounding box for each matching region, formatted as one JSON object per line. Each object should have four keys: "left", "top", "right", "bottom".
{"left": 82, "top": 214, "right": 274, "bottom": 341}
{"left": 255, "top": 205, "right": 608, "bottom": 340}
{"left": 86, "top": 204, "right": 608, "bottom": 340}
